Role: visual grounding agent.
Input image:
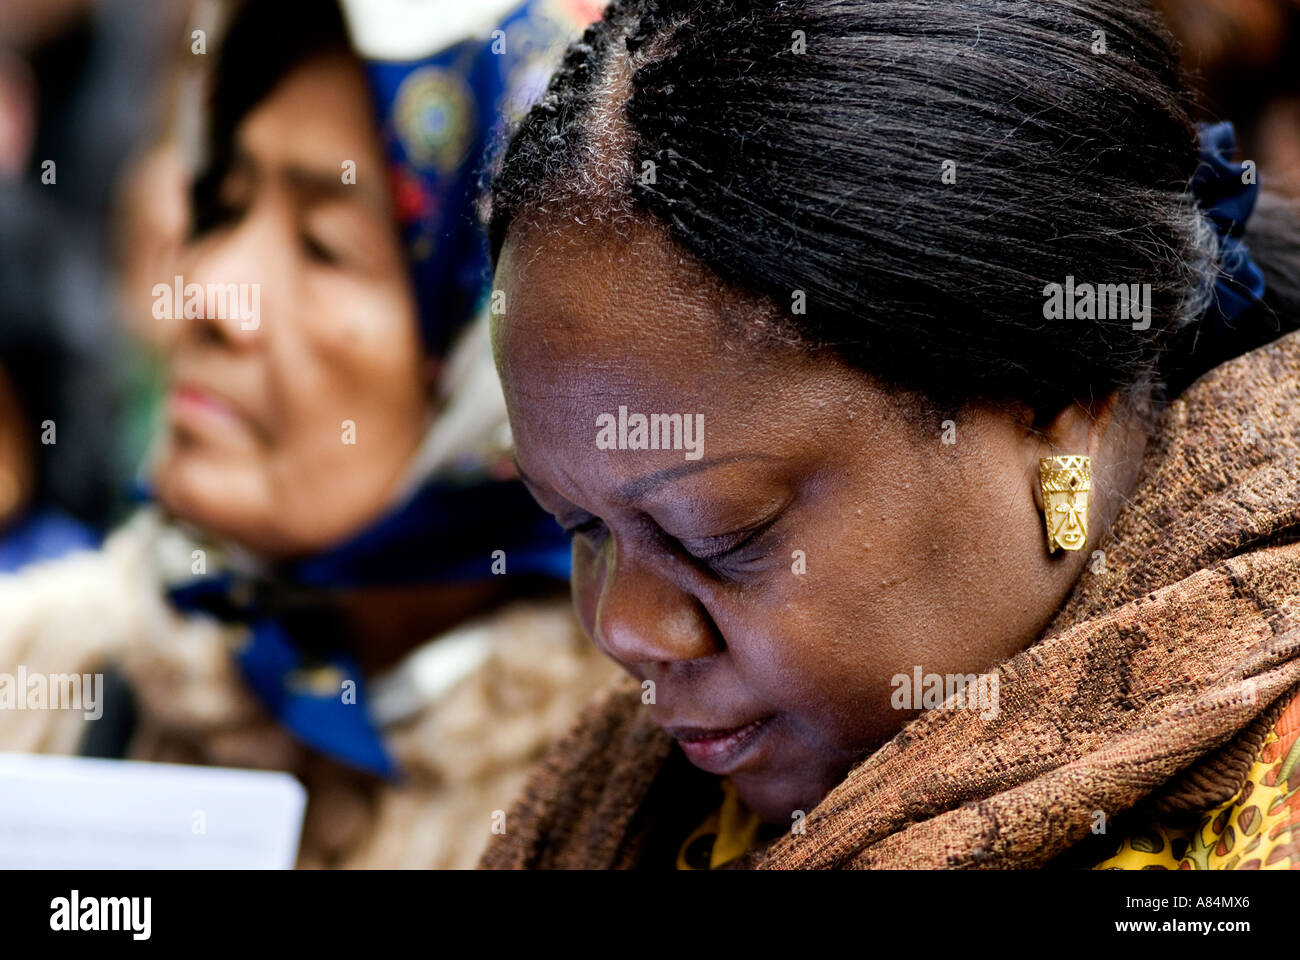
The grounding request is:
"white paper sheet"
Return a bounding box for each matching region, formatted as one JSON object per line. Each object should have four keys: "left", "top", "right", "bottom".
{"left": 0, "top": 752, "right": 306, "bottom": 869}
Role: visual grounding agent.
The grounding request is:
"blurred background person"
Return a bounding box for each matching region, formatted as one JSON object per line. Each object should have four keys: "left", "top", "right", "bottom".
{"left": 0, "top": 291, "right": 98, "bottom": 572}
{"left": 0, "top": 0, "right": 190, "bottom": 565}
{"left": 1154, "top": 0, "right": 1300, "bottom": 199}
{"left": 0, "top": 0, "right": 615, "bottom": 869}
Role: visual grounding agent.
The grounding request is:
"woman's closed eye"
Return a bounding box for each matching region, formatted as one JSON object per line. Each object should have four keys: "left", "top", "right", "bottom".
{"left": 196, "top": 166, "right": 254, "bottom": 235}
{"left": 212, "top": 198, "right": 248, "bottom": 227}
{"left": 301, "top": 208, "right": 387, "bottom": 272}
{"left": 190, "top": 190, "right": 247, "bottom": 238}
{"left": 302, "top": 231, "right": 341, "bottom": 265}
{"left": 677, "top": 520, "right": 776, "bottom": 572}
{"left": 561, "top": 513, "right": 606, "bottom": 543}
{"left": 562, "top": 510, "right": 778, "bottom": 574}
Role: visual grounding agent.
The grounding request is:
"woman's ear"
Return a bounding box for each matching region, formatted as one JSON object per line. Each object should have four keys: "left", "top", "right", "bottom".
{"left": 1029, "top": 391, "right": 1122, "bottom": 513}
{"left": 1037, "top": 391, "right": 1122, "bottom": 461}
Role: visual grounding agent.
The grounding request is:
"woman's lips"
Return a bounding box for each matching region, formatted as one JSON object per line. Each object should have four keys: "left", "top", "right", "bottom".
{"left": 169, "top": 384, "right": 245, "bottom": 433}
{"left": 665, "top": 716, "right": 773, "bottom": 775}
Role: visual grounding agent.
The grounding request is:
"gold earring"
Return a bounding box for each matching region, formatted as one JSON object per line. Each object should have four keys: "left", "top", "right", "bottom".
{"left": 1038, "top": 455, "right": 1091, "bottom": 553}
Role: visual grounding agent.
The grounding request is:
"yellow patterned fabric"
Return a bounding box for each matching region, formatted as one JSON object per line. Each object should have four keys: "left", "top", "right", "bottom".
{"left": 679, "top": 691, "right": 1300, "bottom": 871}
{"left": 1094, "top": 690, "right": 1300, "bottom": 870}
{"left": 676, "top": 778, "right": 765, "bottom": 870}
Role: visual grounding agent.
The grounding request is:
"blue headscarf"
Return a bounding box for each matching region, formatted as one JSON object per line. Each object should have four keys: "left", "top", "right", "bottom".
{"left": 364, "top": 0, "right": 592, "bottom": 355}
{"left": 164, "top": 0, "right": 592, "bottom": 780}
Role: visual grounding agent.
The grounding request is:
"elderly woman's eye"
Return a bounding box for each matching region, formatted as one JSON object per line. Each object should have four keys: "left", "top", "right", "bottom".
{"left": 303, "top": 233, "right": 341, "bottom": 265}
{"left": 212, "top": 198, "right": 247, "bottom": 226}
{"left": 194, "top": 168, "right": 253, "bottom": 235}
{"left": 190, "top": 191, "right": 247, "bottom": 238}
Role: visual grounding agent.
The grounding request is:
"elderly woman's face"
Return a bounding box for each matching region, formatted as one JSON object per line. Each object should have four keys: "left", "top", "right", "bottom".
{"left": 153, "top": 53, "right": 427, "bottom": 558}
{"left": 495, "top": 219, "right": 1095, "bottom": 824}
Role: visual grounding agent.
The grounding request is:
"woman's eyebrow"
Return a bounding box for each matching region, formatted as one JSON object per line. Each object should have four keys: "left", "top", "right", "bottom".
{"left": 229, "top": 144, "right": 389, "bottom": 218}
{"left": 281, "top": 164, "right": 390, "bottom": 217}
{"left": 612, "top": 454, "right": 782, "bottom": 505}
{"left": 512, "top": 454, "right": 783, "bottom": 506}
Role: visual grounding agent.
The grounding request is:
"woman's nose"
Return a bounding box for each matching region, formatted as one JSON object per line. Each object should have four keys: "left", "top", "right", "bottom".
{"left": 174, "top": 205, "right": 289, "bottom": 349}
{"left": 589, "top": 541, "right": 720, "bottom": 668}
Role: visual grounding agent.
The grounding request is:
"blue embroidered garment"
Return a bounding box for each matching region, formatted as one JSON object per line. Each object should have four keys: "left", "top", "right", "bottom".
{"left": 165, "top": 477, "right": 572, "bottom": 780}
{"left": 365, "top": 0, "right": 578, "bottom": 355}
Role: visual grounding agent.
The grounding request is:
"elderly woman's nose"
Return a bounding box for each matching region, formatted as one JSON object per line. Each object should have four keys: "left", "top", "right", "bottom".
{"left": 179, "top": 206, "right": 291, "bottom": 348}
{"left": 590, "top": 543, "right": 719, "bottom": 668}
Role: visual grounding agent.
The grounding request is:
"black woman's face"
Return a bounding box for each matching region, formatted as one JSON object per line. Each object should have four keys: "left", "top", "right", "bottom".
{"left": 494, "top": 218, "right": 1081, "bottom": 824}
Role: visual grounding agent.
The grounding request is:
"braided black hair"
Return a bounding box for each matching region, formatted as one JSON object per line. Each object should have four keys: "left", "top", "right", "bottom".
{"left": 487, "top": 0, "right": 1300, "bottom": 415}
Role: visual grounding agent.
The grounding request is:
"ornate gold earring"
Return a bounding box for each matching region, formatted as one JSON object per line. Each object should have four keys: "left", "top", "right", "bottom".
{"left": 1038, "top": 455, "right": 1091, "bottom": 553}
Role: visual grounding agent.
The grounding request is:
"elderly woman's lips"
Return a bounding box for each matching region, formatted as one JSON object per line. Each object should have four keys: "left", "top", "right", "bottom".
{"left": 666, "top": 717, "right": 773, "bottom": 775}
{"left": 169, "top": 384, "right": 245, "bottom": 430}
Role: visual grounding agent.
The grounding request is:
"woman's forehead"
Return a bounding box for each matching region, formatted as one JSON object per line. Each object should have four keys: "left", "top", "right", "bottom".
{"left": 498, "top": 217, "right": 757, "bottom": 346}
{"left": 494, "top": 220, "right": 864, "bottom": 432}
{"left": 233, "top": 55, "right": 387, "bottom": 199}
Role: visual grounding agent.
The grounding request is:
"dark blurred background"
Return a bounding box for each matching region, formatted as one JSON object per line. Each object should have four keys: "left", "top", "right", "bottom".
{"left": 0, "top": 0, "right": 202, "bottom": 567}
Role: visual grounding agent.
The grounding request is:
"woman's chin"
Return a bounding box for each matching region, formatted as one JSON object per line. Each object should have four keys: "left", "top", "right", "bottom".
{"left": 732, "top": 771, "right": 831, "bottom": 828}
{"left": 153, "top": 456, "right": 274, "bottom": 549}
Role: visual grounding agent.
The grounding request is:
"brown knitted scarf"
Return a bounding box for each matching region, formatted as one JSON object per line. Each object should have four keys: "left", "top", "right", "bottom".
{"left": 480, "top": 330, "right": 1300, "bottom": 869}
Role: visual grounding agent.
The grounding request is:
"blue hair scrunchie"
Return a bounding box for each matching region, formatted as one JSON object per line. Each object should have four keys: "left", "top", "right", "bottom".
{"left": 1190, "top": 121, "right": 1267, "bottom": 331}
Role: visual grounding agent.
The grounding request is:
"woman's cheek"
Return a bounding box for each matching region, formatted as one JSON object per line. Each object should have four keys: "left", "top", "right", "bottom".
{"left": 731, "top": 582, "right": 848, "bottom": 700}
